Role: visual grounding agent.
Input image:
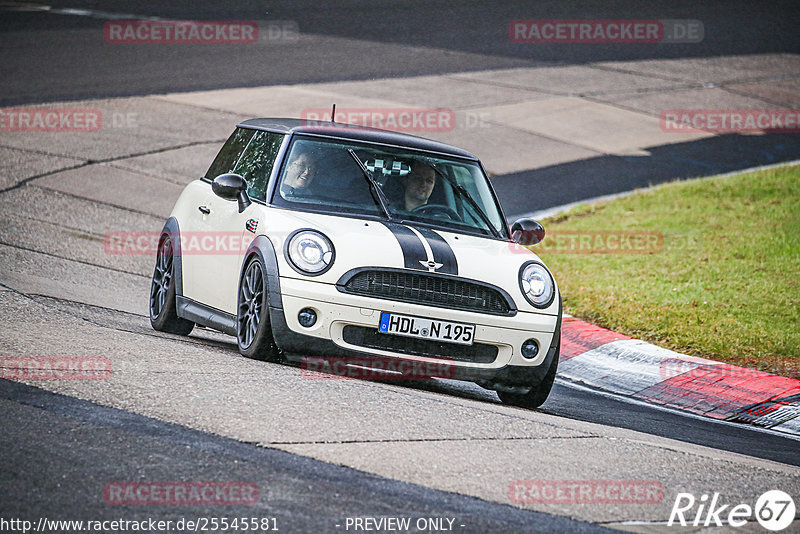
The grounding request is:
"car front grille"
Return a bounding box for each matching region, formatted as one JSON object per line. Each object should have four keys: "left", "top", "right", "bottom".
{"left": 337, "top": 269, "right": 514, "bottom": 316}
{"left": 342, "top": 325, "right": 498, "bottom": 364}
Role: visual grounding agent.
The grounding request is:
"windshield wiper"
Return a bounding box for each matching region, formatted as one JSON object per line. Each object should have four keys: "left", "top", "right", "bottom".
{"left": 347, "top": 149, "right": 392, "bottom": 219}
{"left": 430, "top": 165, "right": 502, "bottom": 239}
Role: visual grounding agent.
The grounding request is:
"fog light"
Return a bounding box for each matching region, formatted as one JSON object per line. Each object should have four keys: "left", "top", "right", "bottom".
{"left": 521, "top": 339, "right": 539, "bottom": 359}
{"left": 298, "top": 308, "right": 317, "bottom": 328}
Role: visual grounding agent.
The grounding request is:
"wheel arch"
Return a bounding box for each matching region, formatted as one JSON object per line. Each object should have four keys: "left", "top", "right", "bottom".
{"left": 240, "top": 235, "right": 284, "bottom": 314}
{"left": 158, "top": 217, "right": 184, "bottom": 296}
{"left": 237, "top": 235, "right": 286, "bottom": 358}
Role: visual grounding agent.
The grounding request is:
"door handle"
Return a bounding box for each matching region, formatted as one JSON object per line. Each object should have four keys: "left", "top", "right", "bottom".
{"left": 198, "top": 206, "right": 211, "bottom": 215}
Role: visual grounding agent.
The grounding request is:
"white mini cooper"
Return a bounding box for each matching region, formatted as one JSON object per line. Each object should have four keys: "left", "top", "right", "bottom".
{"left": 150, "top": 118, "right": 561, "bottom": 408}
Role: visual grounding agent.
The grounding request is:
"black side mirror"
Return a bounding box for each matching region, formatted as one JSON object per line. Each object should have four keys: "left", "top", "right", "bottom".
{"left": 510, "top": 218, "right": 545, "bottom": 246}
{"left": 212, "top": 173, "right": 251, "bottom": 213}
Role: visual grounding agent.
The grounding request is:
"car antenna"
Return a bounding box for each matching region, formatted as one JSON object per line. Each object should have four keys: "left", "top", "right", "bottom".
{"left": 331, "top": 103, "right": 336, "bottom": 123}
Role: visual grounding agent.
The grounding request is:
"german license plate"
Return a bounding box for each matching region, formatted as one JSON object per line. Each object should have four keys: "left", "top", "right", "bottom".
{"left": 378, "top": 312, "right": 475, "bottom": 345}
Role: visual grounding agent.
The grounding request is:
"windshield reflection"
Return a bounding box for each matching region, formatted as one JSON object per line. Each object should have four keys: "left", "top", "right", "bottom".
{"left": 271, "top": 136, "right": 507, "bottom": 238}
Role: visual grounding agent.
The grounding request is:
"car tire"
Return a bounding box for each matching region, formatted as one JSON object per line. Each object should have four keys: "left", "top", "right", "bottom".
{"left": 150, "top": 235, "right": 195, "bottom": 336}
{"left": 497, "top": 340, "right": 560, "bottom": 409}
{"left": 237, "top": 256, "right": 280, "bottom": 361}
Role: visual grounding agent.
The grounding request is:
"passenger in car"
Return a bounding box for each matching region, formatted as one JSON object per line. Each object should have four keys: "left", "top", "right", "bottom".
{"left": 281, "top": 151, "right": 319, "bottom": 197}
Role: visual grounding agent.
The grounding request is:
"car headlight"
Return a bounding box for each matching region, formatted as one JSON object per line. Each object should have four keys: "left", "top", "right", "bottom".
{"left": 286, "top": 230, "right": 335, "bottom": 275}
{"left": 519, "top": 261, "right": 555, "bottom": 308}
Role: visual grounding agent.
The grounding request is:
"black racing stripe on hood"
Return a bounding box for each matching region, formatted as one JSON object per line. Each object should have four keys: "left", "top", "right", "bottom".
{"left": 382, "top": 222, "right": 427, "bottom": 271}
{"left": 415, "top": 227, "right": 458, "bottom": 275}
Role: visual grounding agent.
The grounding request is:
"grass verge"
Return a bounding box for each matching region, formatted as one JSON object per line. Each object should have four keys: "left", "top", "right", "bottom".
{"left": 533, "top": 164, "right": 799, "bottom": 379}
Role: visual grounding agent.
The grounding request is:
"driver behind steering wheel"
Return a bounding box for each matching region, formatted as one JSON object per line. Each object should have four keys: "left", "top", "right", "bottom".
{"left": 398, "top": 160, "right": 437, "bottom": 211}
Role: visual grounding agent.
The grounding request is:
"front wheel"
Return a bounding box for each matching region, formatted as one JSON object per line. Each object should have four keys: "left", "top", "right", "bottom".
{"left": 497, "top": 340, "right": 560, "bottom": 409}
{"left": 150, "top": 235, "right": 194, "bottom": 335}
{"left": 237, "top": 257, "right": 279, "bottom": 361}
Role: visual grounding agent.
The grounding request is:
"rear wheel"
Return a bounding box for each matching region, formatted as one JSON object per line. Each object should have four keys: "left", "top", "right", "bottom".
{"left": 237, "top": 257, "right": 279, "bottom": 361}
{"left": 150, "top": 235, "right": 194, "bottom": 335}
{"left": 497, "top": 340, "right": 560, "bottom": 409}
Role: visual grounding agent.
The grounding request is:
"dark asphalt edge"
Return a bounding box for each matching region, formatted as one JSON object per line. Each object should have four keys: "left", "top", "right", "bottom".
{"left": 0, "top": 378, "right": 614, "bottom": 534}
{"left": 493, "top": 133, "right": 800, "bottom": 220}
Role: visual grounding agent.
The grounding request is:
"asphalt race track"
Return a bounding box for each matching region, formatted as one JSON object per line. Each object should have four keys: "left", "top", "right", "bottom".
{"left": 0, "top": 379, "right": 608, "bottom": 533}
{"left": 1, "top": 0, "right": 799, "bottom": 105}
{"left": 1, "top": 1, "right": 799, "bottom": 532}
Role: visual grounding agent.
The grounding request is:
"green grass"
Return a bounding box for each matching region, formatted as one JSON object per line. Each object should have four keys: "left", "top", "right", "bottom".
{"left": 533, "top": 164, "right": 800, "bottom": 378}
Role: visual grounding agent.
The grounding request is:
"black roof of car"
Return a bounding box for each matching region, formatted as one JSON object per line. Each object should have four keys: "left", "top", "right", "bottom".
{"left": 238, "top": 118, "right": 477, "bottom": 160}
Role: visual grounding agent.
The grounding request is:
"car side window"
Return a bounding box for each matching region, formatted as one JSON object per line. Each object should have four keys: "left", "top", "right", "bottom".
{"left": 205, "top": 128, "right": 256, "bottom": 180}
{"left": 232, "top": 131, "right": 284, "bottom": 202}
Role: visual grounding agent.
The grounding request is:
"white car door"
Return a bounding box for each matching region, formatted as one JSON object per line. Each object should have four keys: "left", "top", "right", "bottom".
{"left": 183, "top": 187, "right": 252, "bottom": 315}
{"left": 187, "top": 129, "right": 284, "bottom": 314}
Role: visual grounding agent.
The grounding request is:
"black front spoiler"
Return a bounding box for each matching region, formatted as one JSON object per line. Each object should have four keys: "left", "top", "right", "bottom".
{"left": 270, "top": 300, "right": 562, "bottom": 393}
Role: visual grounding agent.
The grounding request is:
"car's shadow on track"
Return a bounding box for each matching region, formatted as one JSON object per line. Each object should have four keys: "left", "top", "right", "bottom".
{"left": 181, "top": 328, "right": 534, "bottom": 410}
{"left": 186, "top": 325, "right": 241, "bottom": 350}
{"left": 276, "top": 351, "right": 508, "bottom": 406}
{"left": 368, "top": 376, "right": 503, "bottom": 405}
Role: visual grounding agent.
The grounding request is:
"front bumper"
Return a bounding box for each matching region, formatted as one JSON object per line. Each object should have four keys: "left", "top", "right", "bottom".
{"left": 269, "top": 276, "right": 561, "bottom": 388}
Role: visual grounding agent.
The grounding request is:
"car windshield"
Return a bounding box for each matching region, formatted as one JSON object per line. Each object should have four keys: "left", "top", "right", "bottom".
{"left": 271, "top": 136, "right": 507, "bottom": 238}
